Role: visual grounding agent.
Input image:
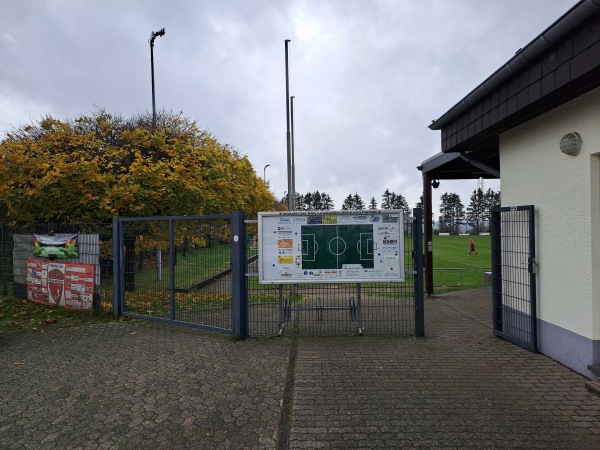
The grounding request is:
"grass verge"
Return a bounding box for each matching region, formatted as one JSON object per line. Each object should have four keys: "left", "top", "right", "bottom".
{"left": 0, "top": 296, "right": 113, "bottom": 334}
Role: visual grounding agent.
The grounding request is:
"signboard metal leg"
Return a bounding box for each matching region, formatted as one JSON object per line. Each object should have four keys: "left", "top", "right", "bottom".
{"left": 278, "top": 284, "right": 288, "bottom": 336}
{"left": 356, "top": 283, "right": 363, "bottom": 335}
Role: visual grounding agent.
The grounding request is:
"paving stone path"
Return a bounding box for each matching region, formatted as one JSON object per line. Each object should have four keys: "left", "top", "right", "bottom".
{"left": 1, "top": 288, "right": 599, "bottom": 449}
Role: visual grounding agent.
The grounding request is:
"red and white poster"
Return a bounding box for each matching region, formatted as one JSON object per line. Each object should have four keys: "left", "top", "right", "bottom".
{"left": 26, "top": 258, "right": 95, "bottom": 310}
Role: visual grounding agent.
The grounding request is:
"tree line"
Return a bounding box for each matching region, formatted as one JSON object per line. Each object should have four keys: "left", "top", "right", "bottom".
{"left": 438, "top": 188, "right": 500, "bottom": 233}
{"left": 282, "top": 187, "right": 500, "bottom": 232}
{"left": 0, "top": 107, "right": 499, "bottom": 229}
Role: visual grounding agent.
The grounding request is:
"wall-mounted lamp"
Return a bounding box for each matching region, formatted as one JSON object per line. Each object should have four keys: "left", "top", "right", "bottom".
{"left": 560, "top": 132, "right": 582, "bottom": 156}
{"left": 432, "top": 179, "right": 440, "bottom": 189}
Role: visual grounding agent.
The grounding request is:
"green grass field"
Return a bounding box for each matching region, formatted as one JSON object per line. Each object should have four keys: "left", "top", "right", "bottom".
{"left": 432, "top": 234, "right": 491, "bottom": 293}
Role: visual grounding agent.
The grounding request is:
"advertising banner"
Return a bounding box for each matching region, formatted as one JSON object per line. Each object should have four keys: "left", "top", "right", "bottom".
{"left": 26, "top": 258, "right": 95, "bottom": 310}
{"left": 33, "top": 234, "right": 78, "bottom": 259}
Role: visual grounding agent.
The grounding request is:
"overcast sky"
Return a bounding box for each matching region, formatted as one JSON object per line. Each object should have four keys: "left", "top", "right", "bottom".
{"left": 0, "top": 0, "right": 578, "bottom": 215}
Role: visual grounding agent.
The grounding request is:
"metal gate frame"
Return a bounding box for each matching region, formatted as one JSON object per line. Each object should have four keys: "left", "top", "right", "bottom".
{"left": 491, "top": 205, "right": 537, "bottom": 352}
{"left": 112, "top": 209, "right": 424, "bottom": 339}
{"left": 112, "top": 212, "right": 248, "bottom": 338}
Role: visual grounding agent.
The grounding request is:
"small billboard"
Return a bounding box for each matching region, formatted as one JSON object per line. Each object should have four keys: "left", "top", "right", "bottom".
{"left": 258, "top": 210, "right": 404, "bottom": 284}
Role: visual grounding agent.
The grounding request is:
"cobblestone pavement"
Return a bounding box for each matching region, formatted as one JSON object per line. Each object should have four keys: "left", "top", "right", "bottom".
{"left": 289, "top": 289, "right": 600, "bottom": 449}
{"left": 2, "top": 288, "right": 600, "bottom": 449}
{"left": 0, "top": 323, "right": 289, "bottom": 449}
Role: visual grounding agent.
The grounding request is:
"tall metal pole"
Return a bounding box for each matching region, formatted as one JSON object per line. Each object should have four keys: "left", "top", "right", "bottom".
{"left": 290, "top": 95, "right": 296, "bottom": 203}
{"left": 285, "top": 39, "right": 294, "bottom": 211}
{"left": 263, "top": 164, "right": 270, "bottom": 181}
{"left": 150, "top": 40, "right": 156, "bottom": 127}
{"left": 149, "top": 28, "right": 165, "bottom": 128}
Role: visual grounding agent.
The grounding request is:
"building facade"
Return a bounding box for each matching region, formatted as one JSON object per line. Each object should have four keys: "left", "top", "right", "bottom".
{"left": 424, "top": 0, "right": 600, "bottom": 378}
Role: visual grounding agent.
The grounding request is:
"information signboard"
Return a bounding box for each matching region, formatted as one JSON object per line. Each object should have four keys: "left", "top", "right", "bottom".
{"left": 258, "top": 210, "right": 404, "bottom": 284}
{"left": 26, "top": 258, "right": 95, "bottom": 310}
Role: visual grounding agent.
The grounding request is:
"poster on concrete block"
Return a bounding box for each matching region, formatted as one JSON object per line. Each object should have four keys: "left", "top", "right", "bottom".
{"left": 26, "top": 258, "right": 95, "bottom": 310}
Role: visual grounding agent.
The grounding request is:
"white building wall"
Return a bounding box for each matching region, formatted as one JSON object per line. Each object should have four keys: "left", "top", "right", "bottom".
{"left": 500, "top": 87, "right": 600, "bottom": 344}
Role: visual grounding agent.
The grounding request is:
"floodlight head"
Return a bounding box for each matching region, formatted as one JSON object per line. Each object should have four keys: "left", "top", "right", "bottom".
{"left": 150, "top": 28, "right": 166, "bottom": 44}
{"left": 432, "top": 179, "right": 440, "bottom": 189}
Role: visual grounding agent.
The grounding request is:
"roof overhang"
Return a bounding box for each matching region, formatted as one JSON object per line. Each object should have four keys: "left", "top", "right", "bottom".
{"left": 430, "top": 0, "right": 600, "bottom": 134}
{"left": 420, "top": 0, "right": 600, "bottom": 180}
{"left": 417, "top": 150, "right": 499, "bottom": 180}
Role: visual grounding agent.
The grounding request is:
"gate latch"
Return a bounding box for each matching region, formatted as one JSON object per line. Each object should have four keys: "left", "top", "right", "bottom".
{"left": 528, "top": 257, "right": 537, "bottom": 274}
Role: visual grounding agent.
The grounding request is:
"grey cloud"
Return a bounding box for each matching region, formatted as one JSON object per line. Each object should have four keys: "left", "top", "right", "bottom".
{"left": 0, "top": 0, "right": 577, "bottom": 212}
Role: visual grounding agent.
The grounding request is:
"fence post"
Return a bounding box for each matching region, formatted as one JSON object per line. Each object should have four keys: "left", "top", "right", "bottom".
{"left": 231, "top": 211, "right": 248, "bottom": 339}
{"left": 1, "top": 224, "right": 6, "bottom": 296}
{"left": 112, "top": 217, "right": 123, "bottom": 319}
{"left": 413, "top": 208, "right": 425, "bottom": 336}
{"left": 527, "top": 205, "right": 538, "bottom": 352}
{"left": 168, "top": 218, "right": 176, "bottom": 321}
{"left": 491, "top": 207, "right": 502, "bottom": 333}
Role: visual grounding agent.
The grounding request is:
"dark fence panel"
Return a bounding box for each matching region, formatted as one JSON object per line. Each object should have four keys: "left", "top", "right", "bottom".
{"left": 491, "top": 205, "right": 537, "bottom": 352}
{"left": 115, "top": 216, "right": 237, "bottom": 334}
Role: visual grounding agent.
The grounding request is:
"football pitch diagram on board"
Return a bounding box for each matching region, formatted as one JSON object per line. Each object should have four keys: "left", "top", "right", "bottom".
{"left": 258, "top": 211, "right": 404, "bottom": 284}
{"left": 301, "top": 224, "right": 374, "bottom": 270}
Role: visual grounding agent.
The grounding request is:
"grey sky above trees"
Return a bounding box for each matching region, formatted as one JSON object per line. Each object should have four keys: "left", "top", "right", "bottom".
{"left": 0, "top": 0, "right": 577, "bottom": 212}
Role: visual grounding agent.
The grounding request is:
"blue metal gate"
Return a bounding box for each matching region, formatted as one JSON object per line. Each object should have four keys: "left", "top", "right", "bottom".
{"left": 491, "top": 205, "right": 537, "bottom": 351}
{"left": 112, "top": 212, "right": 247, "bottom": 337}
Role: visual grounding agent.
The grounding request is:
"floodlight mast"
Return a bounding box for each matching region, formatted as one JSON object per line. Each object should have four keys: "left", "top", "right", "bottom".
{"left": 149, "top": 28, "right": 166, "bottom": 128}
{"left": 290, "top": 95, "right": 296, "bottom": 203}
{"left": 285, "top": 39, "right": 294, "bottom": 211}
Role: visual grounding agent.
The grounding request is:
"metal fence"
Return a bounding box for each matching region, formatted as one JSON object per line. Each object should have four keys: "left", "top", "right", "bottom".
{"left": 433, "top": 267, "right": 493, "bottom": 291}
{"left": 2, "top": 210, "right": 423, "bottom": 338}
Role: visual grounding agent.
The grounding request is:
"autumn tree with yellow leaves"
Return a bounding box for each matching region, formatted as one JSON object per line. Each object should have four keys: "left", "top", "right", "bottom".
{"left": 0, "top": 110, "right": 275, "bottom": 223}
